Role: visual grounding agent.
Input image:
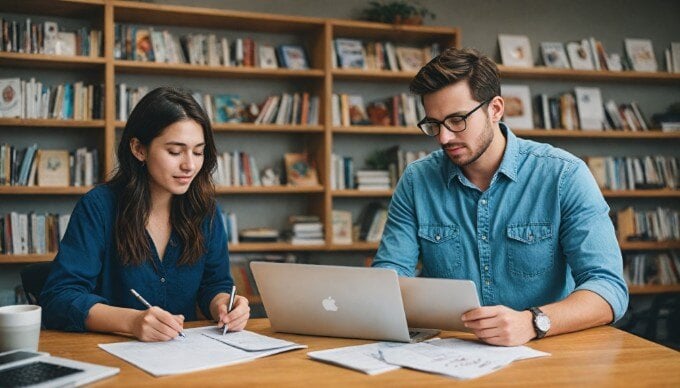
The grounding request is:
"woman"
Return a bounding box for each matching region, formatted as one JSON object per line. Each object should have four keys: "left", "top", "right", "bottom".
{"left": 41, "top": 87, "right": 249, "bottom": 341}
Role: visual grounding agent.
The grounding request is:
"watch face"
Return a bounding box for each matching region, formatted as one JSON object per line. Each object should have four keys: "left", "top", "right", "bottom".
{"left": 536, "top": 315, "right": 551, "bottom": 332}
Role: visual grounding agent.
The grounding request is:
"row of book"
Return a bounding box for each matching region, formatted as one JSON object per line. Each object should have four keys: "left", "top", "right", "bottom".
{"left": 624, "top": 251, "right": 680, "bottom": 286}
{"left": 331, "top": 93, "right": 425, "bottom": 127}
{"left": 114, "top": 25, "right": 310, "bottom": 69}
{"left": 0, "top": 212, "right": 70, "bottom": 255}
{"left": 116, "top": 85, "right": 320, "bottom": 126}
{"left": 586, "top": 156, "right": 678, "bottom": 191}
{"left": 332, "top": 39, "right": 440, "bottom": 71}
{"left": 330, "top": 147, "right": 429, "bottom": 190}
{"left": 616, "top": 207, "right": 679, "bottom": 243}
{"left": 0, "top": 144, "right": 99, "bottom": 187}
{"left": 1, "top": 18, "right": 101, "bottom": 57}
{"left": 212, "top": 151, "right": 262, "bottom": 187}
{"left": 0, "top": 78, "right": 104, "bottom": 120}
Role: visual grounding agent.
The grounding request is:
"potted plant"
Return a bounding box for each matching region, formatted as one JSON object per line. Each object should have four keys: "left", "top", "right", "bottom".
{"left": 361, "top": 0, "right": 436, "bottom": 25}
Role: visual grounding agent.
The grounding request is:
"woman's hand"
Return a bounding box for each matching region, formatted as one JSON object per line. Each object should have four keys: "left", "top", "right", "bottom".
{"left": 212, "top": 293, "right": 250, "bottom": 332}
{"left": 130, "top": 306, "right": 185, "bottom": 342}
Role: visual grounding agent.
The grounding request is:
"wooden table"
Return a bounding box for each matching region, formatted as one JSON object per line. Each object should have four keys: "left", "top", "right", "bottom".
{"left": 38, "top": 319, "right": 680, "bottom": 387}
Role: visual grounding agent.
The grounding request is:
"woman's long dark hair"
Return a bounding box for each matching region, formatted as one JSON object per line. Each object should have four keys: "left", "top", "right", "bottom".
{"left": 108, "top": 87, "right": 217, "bottom": 266}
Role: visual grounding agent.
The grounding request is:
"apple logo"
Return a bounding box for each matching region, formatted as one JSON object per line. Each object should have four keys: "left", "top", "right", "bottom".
{"left": 322, "top": 296, "right": 338, "bottom": 312}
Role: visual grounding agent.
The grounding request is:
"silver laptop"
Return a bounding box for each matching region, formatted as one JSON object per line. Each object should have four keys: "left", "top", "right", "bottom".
{"left": 250, "top": 262, "right": 437, "bottom": 343}
{"left": 0, "top": 349, "right": 119, "bottom": 387}
{"left": 399, "top": 277, "right": 480, "bottom": 332}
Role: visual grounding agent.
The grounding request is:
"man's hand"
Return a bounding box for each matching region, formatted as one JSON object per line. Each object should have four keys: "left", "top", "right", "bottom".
{"left": 461, "top": 305, "right": 536, "bottom": 346}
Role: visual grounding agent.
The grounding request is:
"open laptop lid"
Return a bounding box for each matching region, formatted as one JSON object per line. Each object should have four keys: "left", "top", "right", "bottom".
{"left": 400, "top": 277, "right": 481, "bottom": 332}
{"left": 250, "top": 262, "right": 413, "bottom": 342}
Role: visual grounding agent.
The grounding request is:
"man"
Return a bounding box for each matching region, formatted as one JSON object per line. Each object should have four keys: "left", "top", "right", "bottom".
{"left": 372, "top": 47, "right": 628, "bottom": 346}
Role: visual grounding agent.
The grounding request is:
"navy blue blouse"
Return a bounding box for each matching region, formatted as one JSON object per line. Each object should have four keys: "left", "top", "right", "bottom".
{"left": 40, "top": 185, "right": 233, "bottom": 331}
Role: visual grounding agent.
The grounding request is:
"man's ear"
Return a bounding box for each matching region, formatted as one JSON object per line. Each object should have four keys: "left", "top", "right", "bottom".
{"left": 488, "top": 96, "right": 505, "bottom": 123}
{"left": 130, "top": 138, "right": 146, "bottom": 163}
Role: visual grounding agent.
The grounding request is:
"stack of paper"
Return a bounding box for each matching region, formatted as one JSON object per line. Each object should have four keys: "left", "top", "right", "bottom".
{"left": 308, "top": 338, "right": 549, "bottom": 379}
{"left": 99, "top": 326, "right": 305, "bottom": 376}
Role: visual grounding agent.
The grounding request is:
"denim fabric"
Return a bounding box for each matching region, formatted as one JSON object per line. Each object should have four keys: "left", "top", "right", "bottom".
{"left": 373, "top": 124, "right": 629, "bottom": 321}
{"left": 40, "top": 185, "right": 232, "bottom": 331}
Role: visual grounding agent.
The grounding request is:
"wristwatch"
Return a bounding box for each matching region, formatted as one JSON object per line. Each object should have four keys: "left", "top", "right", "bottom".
{"left": 528, "top": 307, "right": 551, "bottom": 339}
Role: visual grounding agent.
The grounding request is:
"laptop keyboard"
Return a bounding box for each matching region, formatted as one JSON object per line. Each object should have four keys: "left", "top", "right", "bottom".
{"left": 0, "top": 361, "right": 82, "bottom": 387}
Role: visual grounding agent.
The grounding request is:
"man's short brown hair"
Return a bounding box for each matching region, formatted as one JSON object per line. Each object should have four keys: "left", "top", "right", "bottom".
{"left": 409, "top": 47, "right": 500, "bottom": 103}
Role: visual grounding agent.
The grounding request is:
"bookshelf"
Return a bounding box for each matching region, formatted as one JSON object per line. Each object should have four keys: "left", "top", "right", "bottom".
{"left": 0, "top": 1, "right": 678, "bottom": 298}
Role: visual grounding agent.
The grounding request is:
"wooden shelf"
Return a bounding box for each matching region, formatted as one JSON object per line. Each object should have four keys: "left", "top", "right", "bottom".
{"left": 332, "top": 68, "right": 418, "bottom": 82}
{"left": 602, "top": 190, "right": 680, "bottom": 198}
{"left": 114, "top": 60, "right": 325, "bottom": 79}
{"left": 0, "top": 52, "right": 105, "bottom": 71}
{"left": 0, "top": 186, "right": 93, "bottom": 195}
{"left": 113, "top": 0, "right": 324, "bottom": 33}
{"left": 332, "top": 189, "right": 392, "bottom": 197}
{"left": 629, "top": 284, "right": 680, "bottom": 295}
{"left": 619, "top": 241, "right": 680, "bottom": 250}
{"left": 513, "top": 129, "right": 680, "bottom": 139}
{"left": 0, "top": 119, "right": 105, "bottom": 128}
{"left": 333, "top": 126, "right": 421, "bottom": 135}
{"left": 229, "top": 242, "right": 326, "bottom": 252}
{"left": 0, "top": 0, "right": 104, "bottom": 18}
{"left": 328, "top": 242, "right": 380, "bottom": 251}
{"left": 216, "top": 185, "right": 324, "bottom": 194}
{"left": 498, "top": 65, "right": 680, "bottom": 83}
{"left": 0, "top": 254, "right": 55, "bottom": 264}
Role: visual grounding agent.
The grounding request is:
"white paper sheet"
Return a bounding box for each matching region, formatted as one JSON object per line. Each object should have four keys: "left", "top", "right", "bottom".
{"left": 98, "top": 326, "right": 306, "bottom": 376}
{"left": 203, "top": 329, "right": 299, "bottom": 351}
{"left": 307, "top": 342, "right": 405, "bottom": 375}
{"left": 379, "top": 338, "right": 550, "bottom": 380}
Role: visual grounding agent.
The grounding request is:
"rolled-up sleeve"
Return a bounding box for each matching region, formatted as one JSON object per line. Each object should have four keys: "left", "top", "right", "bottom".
{"left": 559, "top": 160, "right": 629, "bottom": 322}
{"left": 40, "top": 194, "right": 109, "bottom": 332}
{"left": 372, "top": 165, "right": 420, "bottom": 277}
{"left": 196, "top": 207, "right": 233, "bottom": 320}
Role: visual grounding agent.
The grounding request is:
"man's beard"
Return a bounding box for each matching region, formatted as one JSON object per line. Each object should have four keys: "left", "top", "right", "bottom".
{"left": 442, "top": 119, "right": 494, "bottom": 167}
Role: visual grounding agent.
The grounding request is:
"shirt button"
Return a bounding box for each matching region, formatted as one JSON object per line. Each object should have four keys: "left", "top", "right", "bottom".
{"left": 485, "top": 280, "right": 491, "bottom": 286}
{"left": 480, "top": 199, "right": 487, "bottom": 205}
{"left": 484, "top": 265, "right": 489, "bottom": 271}
{"left": 528, "top": 234, "right": 534, "bottom": 241}
{"left": 160, "top": 277, "right": 166, "bottom": 283}
{"left": 435, "top": 235, "right": 441, "bottom": 241}
{"left": 481, "top": 235, "right": 487, "bottom": 241}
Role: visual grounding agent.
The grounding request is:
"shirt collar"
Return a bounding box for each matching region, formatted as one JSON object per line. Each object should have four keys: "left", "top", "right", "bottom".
{"left": 445, "top": 122, "right": 519, "bottom": 187}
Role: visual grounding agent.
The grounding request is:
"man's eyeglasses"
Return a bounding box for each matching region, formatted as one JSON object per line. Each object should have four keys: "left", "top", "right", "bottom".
{"left": 417, "top": 98, "right": 491, "bottom": 137}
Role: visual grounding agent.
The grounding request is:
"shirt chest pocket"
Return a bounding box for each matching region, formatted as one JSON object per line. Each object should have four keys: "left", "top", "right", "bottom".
{"left": 417, "top": 224, "right": 462, "bottom": 278}
{"left": 507, "top": 222, "right": 555, "bottom": 278}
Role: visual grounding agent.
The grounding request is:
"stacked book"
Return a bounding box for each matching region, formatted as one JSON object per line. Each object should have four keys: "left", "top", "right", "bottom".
{"left": 355, "top": 170, "right": 390, "bottom": 191}
{"left": 288, "top": 215, "right": 324, "bottom": 245}
{"left": 238, "top": 228, "right": 279, "bottom": 243}
{"left": 586, "top": 155, "right": 678, "bottom": 191}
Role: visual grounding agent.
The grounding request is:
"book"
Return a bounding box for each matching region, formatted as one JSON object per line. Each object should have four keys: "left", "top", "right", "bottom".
{"left": 574, "top": 87, "right": 604, "bottom": 130}
{"left": 277, "top": 45, "right": 309, "bottom": 70}
{"left": 334, "top": 38, "right": 365, "bottom": 69}
{"left": 566, "top": 40, "right": 594, "bottom": 70}
{"left": 501, "top": 85, "right": 533, "bottom": 129}
{"left": 258, "top": 45, "right": 278, "bottom": 69}
{"left": 332, "top": 210, "right": 352, "bottom": 245}
{"left": 37, "top": 150, "right": 70, "bottom": 186}
{"left": 671, "top": 42, "right": 680, "bottom": 73}
{"left": 284, "top": 153, "right": 318, "bottom": 186}
{"left": 540, "top": 42, "right": 570, "bottom": 69}
{"left": 395, "top": 46, "right": 425, "bottom": 71}
{"left": 347, "top": 95, "right": 370, "bottom": 125}
{"left": 214, "top": 95, "right": 245, "bottom": 123}
{"left": 498, "top": 34, "right": 533, "bottom": 67}
{"left": 0, "top": 78, "right": 21, "bottom": 118}
{"left": 624, "top": 38, "right": 657, "bottom": 72}
{"left": 55, "top": 31, "right": 76, "bottom": 56}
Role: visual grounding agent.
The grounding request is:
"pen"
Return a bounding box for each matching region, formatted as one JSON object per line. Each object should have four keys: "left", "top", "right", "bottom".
{"left": 130, "top": 288, "right": 186, "bottom": 338}
{"left": 222, "top": 285, "right": 237, "bottom": 335}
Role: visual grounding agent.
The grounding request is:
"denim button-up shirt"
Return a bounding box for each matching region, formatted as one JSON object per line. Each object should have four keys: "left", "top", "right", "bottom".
{"left": 41, "top": 185, "right": 233, "bottom": 331}
{"left": 373, "top": 124, "right": 628, "bottom": 321}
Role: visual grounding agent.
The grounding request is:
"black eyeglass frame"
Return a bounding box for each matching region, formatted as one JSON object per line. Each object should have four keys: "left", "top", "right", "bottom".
{"left": 417, "top": 98, "right": 492, "bottom": 136}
